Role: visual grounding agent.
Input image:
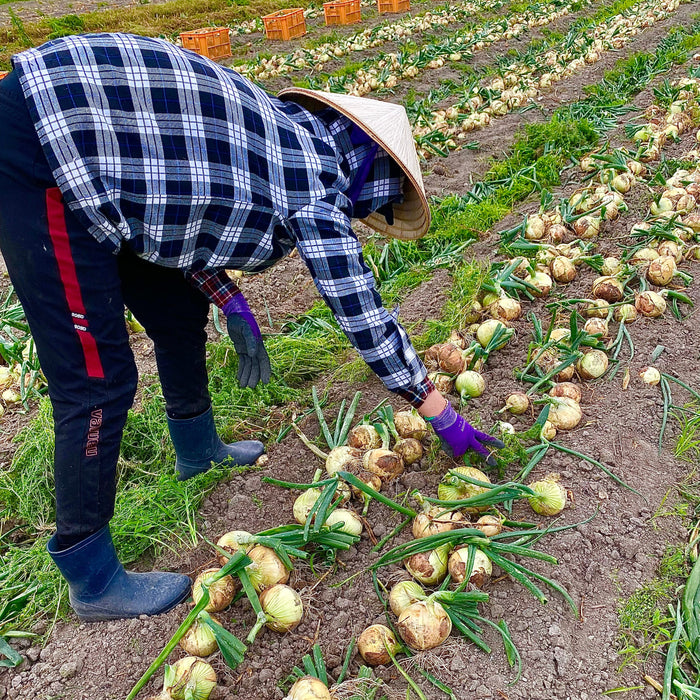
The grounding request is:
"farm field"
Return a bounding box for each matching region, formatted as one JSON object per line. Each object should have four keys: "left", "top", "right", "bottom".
{"left": 2, "top": 0, "right": 700, "bottom": 697}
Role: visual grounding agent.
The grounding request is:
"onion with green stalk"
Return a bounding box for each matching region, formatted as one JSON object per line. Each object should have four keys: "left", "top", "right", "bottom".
{"left": 592, "top": 275, "right": 624, "bottom": 303}
{"left": 215, "top": 530, "right": 254, "bottom": 565}
{"left": 179, "top": 614, "right": 220, "bottom": 657}
{"left": 389, "top": 580, "right": 426, "bottom": 617}
{"left": 396, "top": 599, "right": 452, "bottom": 651}
{"left": 324, "top": 508, "right": 363, "bottom": 537}
{"left": 547, "top": 397, "right": 582, "bottom": 430}
{"left": 428, "top": 371, "right": 454, "bottom": 394}
{"left": 476, "top": 319, "right": 510, "bottom": 349}
{"left": 412, "top": 502, "right": 466, "bottom": 539}
{"left": 245, "top": 545, "right": 290, "bottom": 592}
{"left": 393, "top": 437, "right": 423, "bottom": 465}
{"left": 528, "top": 473, "right": 567, "bottom": 516}
{"left": 357, "top": 624, "right": 402, "bottom": 666}
{"left": 577, "top": 349, "right": 609, "bottom": 380}
{"left": 259, "top": 584, "right": 304, "bottom": 633}
{"left": 582, "top": 298, "right": 610, "bottom": 319}
{"left": 192, "top": 568, "right": 236, "bottom": 613}
{"left": 438, "top": 466, "right": 491, "bottom": 513}
{"left": 404, "top": 543, "right": 451, "bottom": 586}
{"left": 293, "top": 488, "right": 323, "bottom": 525}
{"left": 583, "top": 317, "right": 609, "bottom": 338}
{"left": 474, "top": 514, "right": 503, "bottom": 537}
{"left": 647, "top": 255, "right": 677, "bottom": 286}
{"left": 541, "top": 420, "right": 557, "bottom": 441}
{"left": 347, "top": 423, "right": 382, "bottom": 451}
{"left": 636, "top": 290, "right": 666, "bottom": 317}
{"left": 501, "top": 392, "right": 529, "bottom": 415}
{"left": 325, "top": 446, "right": 363, "bottom": 476}
{"left": 448, "top": 547, "right": 493, "bottom": 587}
{"left": 550, "top": 256, "right": 576, "bottom": 283}
{"left": 163, "top": 657, "right": 217, "bottom": 700}
{"left": 455, "top": 370, "right": 485, "bottom": 399}
{"left": 489, "top": 295, "right": 522, "bottom": 322}
{"left": 614, "top": 303, "right": 637, "bottom": 323}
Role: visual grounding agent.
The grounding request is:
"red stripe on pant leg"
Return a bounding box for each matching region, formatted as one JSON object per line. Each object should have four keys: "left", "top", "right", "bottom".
{"left": 46, "top": 188, "right": 105, "bottom": 379}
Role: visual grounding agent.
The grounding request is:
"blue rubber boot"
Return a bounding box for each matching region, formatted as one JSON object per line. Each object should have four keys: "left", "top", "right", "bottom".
{"left": 47, "top": 526, "right": 191, "bottom": 621}
{"left": 167, "top": 406, "right": 264, "bottom": 481}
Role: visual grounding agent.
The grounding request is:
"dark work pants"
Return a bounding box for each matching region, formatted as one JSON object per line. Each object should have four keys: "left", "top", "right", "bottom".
{"left": 0, "top": 72, "right": 212, "bottom": 547}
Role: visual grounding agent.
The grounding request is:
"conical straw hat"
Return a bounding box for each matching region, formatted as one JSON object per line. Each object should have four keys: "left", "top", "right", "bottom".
{"left": 278, "top": 87, "right": 430, "bottom": 240}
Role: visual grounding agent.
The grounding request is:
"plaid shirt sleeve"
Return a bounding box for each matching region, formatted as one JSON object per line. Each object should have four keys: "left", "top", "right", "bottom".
{"left": 188, "top": 270, "right": 241, "bottom": 308}
{"left": 287, "top": 193, "right": 433, "bottom": 406}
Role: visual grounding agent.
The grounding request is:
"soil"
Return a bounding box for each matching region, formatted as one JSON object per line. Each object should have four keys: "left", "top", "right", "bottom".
{"left": 2, "top": 1, "right": 700, "bottom": 699}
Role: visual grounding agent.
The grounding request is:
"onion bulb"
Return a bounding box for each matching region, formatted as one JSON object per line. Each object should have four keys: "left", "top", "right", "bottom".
{"left": 601, "top": 257, "right": 622, "bottom": 276}
{"left": 592, "top": 276, "right": 624, "bottom": 303}
{"left": 397, "top": 600, "right": 452, "bottom": 650}
{"left": 549, "top": 382, "right": 581, "bottom": 403}
{"left": 325, "top": 446, "right": 363, "bottom": 476}
{"left": 550, "top": 256, "right": 576, "bottom": 283}
{"left": 347, "top": 425, "right": 381, "bottom": 451}
{"left": 394, "top": 411, "right": 428, "bottom": 440}
{"left": 583, "top": 318, "right": 609, "bottom": 338}
{"left": 528, "top": 474, "right": 567, "bottom": 516}
{"left": 192, "top": 569, "right": 236, "bottom": 613}
{"left": 286, "top": 677, "right": 332, "bottom": 700}
{"left": 640, "top": 366, "right": 661, "bottom": 385}
{"left": 363, "top": 449, "right": 404, "bottom": 481}
{"left": 437, "top": 343, "right": 466, "bottom": 374}
{"left": 614, "top": 304, "right": 637, "bottom": 323}
{"left": 389, "top": 580, "right": 426, "bottom": 617}
{"left": 324, "top": 508, "right": 363, "bottom": 537}
{"left": 293, "top": 489, "right": 321, "bottom": 524}
{"left": 428, "top": 371, "right": 454, "bottom": 394}
{"left": 246, "top": 545, "right": 289, "bottom": 592}
{"left": 503, "top": 392, "right": 529, "bottom": 415}
{"left": 393, "top": 438, "right": 424, "bottom": 466}
{"left": 646, "top": 255, "right": 676, "bottom": 286}
{"left": 404, "top": 544, "right": 450, "bottom": 586}
{"left": 635, "top": 291, "right": 666, "bottom": 317}
{"left": 547, "top": 397, "right": 582, "bottom": 430}
{"left": 357, "top": 624, "right": 401, "bottom": 666}
{"left": 577, "top": 350, "right": 609, "bottom": 380}
{"left": 437, "top": 466, "right": 491, "bottom": 510}
{"left": 490, "top": 296, "right": 522, "bottom": 322}
{"left": 528, "top": 271, "right": 553, "bottom": 297}
{"left": 455, "top": 370, "right": 485, "bottom": 399}
{"left": 447, "top": 547, "right": 493, "bottom": 587}
{"left": 582, "top": 299, "right": 610, "bottom": 319}
{"left": 259, "top": 584, "right": 303, "bottom": 633}
{"left": 541, "top": 421, "right": 557, "bottom": 441}
{"left": 165, "top": 657, "right": 217, "bottom": 700}
{"left": 412, "top": 504, "right": 465, "bottom": 539}
{"left": 475, "top": 514, "right": 503, "bottom": 537}
{"left": 180, "top": 616, "right": 219, "bottom": 657}
{"left": 476, "top": 319, "right": 509, "bottom": 349}
{"left": 215, "top": 530, "right": 253, "bottom": 566}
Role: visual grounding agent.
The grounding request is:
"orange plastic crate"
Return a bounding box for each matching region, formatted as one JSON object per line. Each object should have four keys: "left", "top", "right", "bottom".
{"left": 377, "top": 0, "right": 409, "bottom": 12}
{"left": 180, "top": 27, "right": 232, "bottom": 60}
{"left": 323, "top": 0, "right": 361, "bottom": 25}
{"left": 262, "top": 8, "right": 307, "bottom": 40}
{"left": 0, "top": 71, "right": 8, "bottom": 80}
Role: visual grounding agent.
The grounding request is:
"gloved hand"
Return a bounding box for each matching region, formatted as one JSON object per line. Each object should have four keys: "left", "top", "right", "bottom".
{"left": 429, "top": 400, "right": 505, "bottom": 466}
{"left": 223, "top": 293, "right": 271, "bottom": 389}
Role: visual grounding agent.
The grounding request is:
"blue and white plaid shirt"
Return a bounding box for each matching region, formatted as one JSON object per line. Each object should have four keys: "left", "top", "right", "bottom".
{"left": 12, "top": 33, "right": 433, "bottom": 405}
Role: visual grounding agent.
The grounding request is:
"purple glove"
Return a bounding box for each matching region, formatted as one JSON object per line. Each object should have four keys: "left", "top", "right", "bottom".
{"left": 223, "top": 293, "right": 271, "bottom": 389}
{"left": 429, "top": 401, "right": 505, "bottom": 466}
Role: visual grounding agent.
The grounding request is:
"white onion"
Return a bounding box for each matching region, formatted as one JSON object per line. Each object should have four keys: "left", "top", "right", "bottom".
{"left": 397, "top": 600, "right": 452, "bottom": 651}
{"left": 357, "top": 624, "right": 401, "bottom": 666}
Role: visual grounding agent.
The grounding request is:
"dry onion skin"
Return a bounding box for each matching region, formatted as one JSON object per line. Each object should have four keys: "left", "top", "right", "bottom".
{"left": 393, "top": 438, "right": 424, "bottom": 466}
{"left": 640, "top": 366, "right": 662, "bottom": 385}
{"left": 397, "top": 600, "right": 452, "bottom": 651}
{"left": 404, "top": 544, "right": 450, "bottom": 586}
{"left": 437, "top": 343, "right": 466, "bottom": 374}
{"left": 474, "top": 514, "right": 503, "bottom": 537}
{"left": 541, "top": 420, "right": 557, "bottom": 441}
{"left": 192, "top": 568, "right": 236, "bottom": 613}
{"left": 577, "top": 349, "right": 609, "bottom": 380}
{"left": 592, "top": 276, "right": 624, "bottom": 303}
{"left": 347, "top": 424, "right": 382, "bottom": 451}
{"left": 647, "top": 255, "right": 677, "bottom": 286}
{"left": 490, "top": 296, "right": 522, "bottom": 322}
{"left": 549, "top": 382, "right": 582, "bottom": 403}
{"left": 363, "top": 448, "right": 404, "bottom": 481}
{"left": 547, "top": 397, "right": 582, "bottom": 430}
{"left": 285, "top": 676, "right": 332, "bottom": 700}
{"left": 412, "top": 505, "right": 465, "bottom": 539}
{"left": 394, "top": 411, "right": 428, "bottom": 440}
{"left": 389, "top": 580, "right": 426, "bottom": 617}
{"left": 447, "top": 547, "right": 493, "bottom": 587}
{"left": 259, "top": 584, "right": 304, "bottom": 633}
{"left": 635, "top": 291, "right": 667, "bottom": 317}
{"left": 357, "top": 624, "right": 401, "bottom": 666}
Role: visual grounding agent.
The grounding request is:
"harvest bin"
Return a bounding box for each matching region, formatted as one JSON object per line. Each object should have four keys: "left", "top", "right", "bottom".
{"left": 323, "top": 0, "right": 362, "bottom": 25}
{"left": 377, "top": 0, "right": 410, "bottom": 12}
{"left": 180, "top": 28, "right": 232, "bottom": 60}
{"left": 262, "top": 8, "right": 307, "bottom": 40}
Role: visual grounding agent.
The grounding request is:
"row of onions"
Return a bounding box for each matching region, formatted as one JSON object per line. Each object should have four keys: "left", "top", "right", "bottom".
{"left": 411, "top": 0, "right": 685, "bottom": 157}
{"left": 234, "top": 0, "right": 508, "bottom": 80}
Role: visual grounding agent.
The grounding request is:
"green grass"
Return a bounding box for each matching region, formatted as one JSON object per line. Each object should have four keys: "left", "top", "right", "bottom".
{"left": 617, "top": 546, "right": 689, "bottom": 669}
{"left": 674, "top": 404, "right": 700, "bottom": 462}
